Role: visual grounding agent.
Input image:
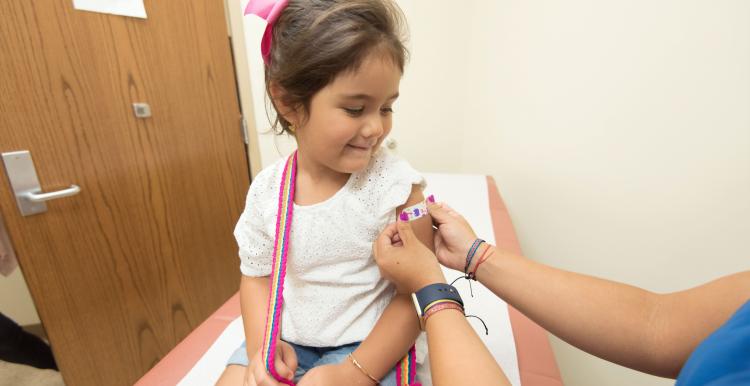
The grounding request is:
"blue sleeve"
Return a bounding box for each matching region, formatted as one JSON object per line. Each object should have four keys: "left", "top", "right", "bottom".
{"left": 675, "top": 300, "right": 750, "bottom": 386}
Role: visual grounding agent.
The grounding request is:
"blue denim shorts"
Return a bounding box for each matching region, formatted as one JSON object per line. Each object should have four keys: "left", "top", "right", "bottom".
{"left": 227, "top": 340, "right": 398, "bottom": 385}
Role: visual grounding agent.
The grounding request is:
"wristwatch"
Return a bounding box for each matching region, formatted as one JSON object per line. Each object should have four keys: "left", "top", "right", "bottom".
{"left": 411, "top": 283, "right": 463, "bottom": 330}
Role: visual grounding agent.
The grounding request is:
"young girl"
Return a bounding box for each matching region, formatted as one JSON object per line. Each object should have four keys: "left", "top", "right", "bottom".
{"left": 217, "top": 1, "right": 434, "bottom": 385}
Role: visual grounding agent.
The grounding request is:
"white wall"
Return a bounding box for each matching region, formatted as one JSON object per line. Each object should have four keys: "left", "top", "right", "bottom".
{"left": 240, "top": 1, "right": 750, "bottom": 385}
{"left": 403, "top": 2, "right": 750, "bottom": 385}
{"left": 0, "top": 269, "right": 40, "bottom": 325}
{"left": 0, "top": 211, "right": 41, "bottom": 325}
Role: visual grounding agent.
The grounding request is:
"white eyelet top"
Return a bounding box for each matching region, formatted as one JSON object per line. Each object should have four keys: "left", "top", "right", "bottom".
{"left": 234, "top": 148, "right": 425, "bottom": 347}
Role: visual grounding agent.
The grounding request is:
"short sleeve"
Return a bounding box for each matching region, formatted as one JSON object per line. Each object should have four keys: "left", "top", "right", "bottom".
{"left": 234, "top": 173, "right": 275, "bottom": 277}
{"left": 373, "top": 151, "right": 426, "bottom": 224}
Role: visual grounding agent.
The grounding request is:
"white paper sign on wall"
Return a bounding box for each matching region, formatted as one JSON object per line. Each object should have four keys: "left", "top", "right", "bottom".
{"left": 72, "top": 0, "right": 147, "bottom": 19}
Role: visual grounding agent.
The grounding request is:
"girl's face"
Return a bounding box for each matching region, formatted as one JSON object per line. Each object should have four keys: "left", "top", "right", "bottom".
{"left": 294, "top": 50, "right": 401, "bottom": 175}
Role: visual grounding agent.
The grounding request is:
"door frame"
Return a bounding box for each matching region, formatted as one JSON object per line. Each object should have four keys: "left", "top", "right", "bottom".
{"left": 224, "top": 0, "right": 263, "bottom": 179}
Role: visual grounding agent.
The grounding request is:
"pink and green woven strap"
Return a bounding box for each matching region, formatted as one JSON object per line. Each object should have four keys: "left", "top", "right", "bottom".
{"left": 262, "top": 152, "right": 418, "bottom": 386}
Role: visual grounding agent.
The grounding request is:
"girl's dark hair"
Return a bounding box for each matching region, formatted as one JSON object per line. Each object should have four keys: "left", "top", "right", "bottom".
{"left": 265, "top": 0, "right": 408, "bottom": 134}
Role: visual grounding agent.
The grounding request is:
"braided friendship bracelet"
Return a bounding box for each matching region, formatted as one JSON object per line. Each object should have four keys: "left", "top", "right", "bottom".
{"left": 467, "top": 244, "right": 493, "bottom": 281}
{"left": 421, "top": 298, "right": 463, "bottom": 314}
{"left": 348, "top": 353, "right": 380, "bottom": 385}
{"left": 464, "top": 239, "right": 485, "bottom": 273}
{"left": 423, "top": 302, "right": 465, "bottom": 326}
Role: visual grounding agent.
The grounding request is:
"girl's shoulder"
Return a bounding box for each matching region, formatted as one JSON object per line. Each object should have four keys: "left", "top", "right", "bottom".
{"left": 351, "top": 148, "right": 424, "bottom": 191}
{"left": 348, "top": 148, "right": 425, "bottom": 221}
{"left": 250, "top": 157, "right": 287, "bottom": 191}
{"left": 252, "top": 149, "right": 417, "bottom": 192}
{"left": 242, "top": 156, "right": 288, "bottom": 213}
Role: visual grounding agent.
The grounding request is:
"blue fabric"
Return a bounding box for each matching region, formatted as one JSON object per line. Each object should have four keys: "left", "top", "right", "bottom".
{"left": 226, "top": 340, "right": 251, "bottom": 367}
{"left": 676, "top": 300, "right": 750, "bottom": 386}
{"left": 704, "top": 369, "right": 750, "bottom": 386}
{"left": 227, "top": 340, "right": 398, "bottom": 385}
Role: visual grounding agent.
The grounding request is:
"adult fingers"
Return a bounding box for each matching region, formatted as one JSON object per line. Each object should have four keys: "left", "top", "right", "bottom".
{"left": 380, "top": 222, "right": 399, "bottom": 244}
{"left": 392, "top": 231, "right": 402, "bottom": 246}
{"left": 427, "top": 201, "right": 455, "bottom": 227}
{"left": 396, "top": 218, "right": 417, "bottom": 245}
{"left": 373, "top": 222, "right": 398, "bottom": 261}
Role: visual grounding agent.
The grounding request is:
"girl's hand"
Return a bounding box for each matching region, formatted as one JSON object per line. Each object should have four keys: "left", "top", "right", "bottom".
{"left": 246, "top": 362, "right": 287, "bottom": 386}
{"left": 245, "top": 341, "right": 298, "bottom": 386}
{"left": 428, "top": 202, "right": 480, "bottom": 272}
{"left": 374, "top": 220, "right": 446, "bottom": 294}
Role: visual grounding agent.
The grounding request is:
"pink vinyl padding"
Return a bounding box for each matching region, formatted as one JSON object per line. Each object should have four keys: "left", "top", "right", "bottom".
{"left": 487, "top": 177, "right": 563, "bottom": 385}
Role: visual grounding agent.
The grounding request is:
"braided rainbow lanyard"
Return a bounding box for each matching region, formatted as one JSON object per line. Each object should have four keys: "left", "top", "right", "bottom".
{"left": 396, "top": 346, "right": 419, "bottom": 386}
{"left": 262, "top": 152, "right": 297, "bottom": 385}
{"left": 263, "top": 152, "right": 419, "bottom": 386}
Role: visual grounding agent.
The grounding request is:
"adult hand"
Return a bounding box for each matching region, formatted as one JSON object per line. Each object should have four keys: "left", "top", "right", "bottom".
{"left": 428, "top": 202, "right": 480, "bottom": 272}
{"left": 373, "top": 220, "right": 446, "bottom": 294}
{"left": 244, "top": 341, "right": 298, "bottom": 386}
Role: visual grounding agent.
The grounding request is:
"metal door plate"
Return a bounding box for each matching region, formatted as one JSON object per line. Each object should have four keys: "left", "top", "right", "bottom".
{"left": 1, "top": 151, "right": 47, "bottom": 216}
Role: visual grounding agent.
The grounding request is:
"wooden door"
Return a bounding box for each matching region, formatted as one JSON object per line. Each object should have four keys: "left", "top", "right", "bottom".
{"left": 0, "top": 1, "right": 248, "bottom": 385}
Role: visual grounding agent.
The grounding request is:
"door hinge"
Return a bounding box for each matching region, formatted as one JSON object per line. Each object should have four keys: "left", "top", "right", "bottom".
{"left": 240, "top": 116, "right": 249, "bottom": 145}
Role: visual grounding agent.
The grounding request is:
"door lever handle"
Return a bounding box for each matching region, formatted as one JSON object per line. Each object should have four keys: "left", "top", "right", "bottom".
{"left": 23, "top": 185, "right": 81, "bottom": 203}
{"left": 2, "top": 150, "right": 82, "bottom": 216}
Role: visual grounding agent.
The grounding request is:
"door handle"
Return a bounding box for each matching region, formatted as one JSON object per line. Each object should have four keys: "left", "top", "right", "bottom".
{"left": 24, "top": 185, "right": 81, "bottom": 203}
{"left": 1, "top": 150, "right": 82, "bottom": 216}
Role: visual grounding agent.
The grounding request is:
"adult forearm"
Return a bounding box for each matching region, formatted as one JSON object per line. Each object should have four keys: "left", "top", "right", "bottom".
{"left": 425, "top": 308, "right": 510, "bottom": 386}
{"left": 476, "top": 246, "right": 666, "bottom": 375}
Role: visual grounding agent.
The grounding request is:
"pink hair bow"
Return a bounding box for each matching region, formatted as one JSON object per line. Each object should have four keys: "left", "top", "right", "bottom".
{"left": 244, "top": 0, "right": 289, "bottom": 65}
